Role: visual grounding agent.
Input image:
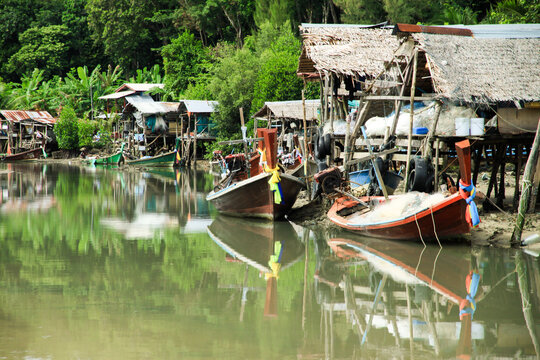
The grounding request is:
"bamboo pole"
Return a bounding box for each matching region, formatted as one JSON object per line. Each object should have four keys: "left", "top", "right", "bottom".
{"left": 404, "top": 50, "right": 418, "bottom": 191}
{"left": 511, "top": 118, "right": 540, "bottom": 247}
{"left": 193, "top": 114, "right": 198, "bottom": 165}
{"left": 302, "top": 90, "right": 311, "bottom": 199}
{"left": 528, "top": 155, "right": 540, "bottom": 213}
{"left": 423, "top": 101, "right": 443, "bottom": 159}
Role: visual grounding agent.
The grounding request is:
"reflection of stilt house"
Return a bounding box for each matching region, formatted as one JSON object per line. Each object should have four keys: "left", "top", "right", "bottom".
{"left": 252, "top": 100, "right": 320, "bottom": 153}
{"left": 298, "top": 23, "right": 540, "bottom": 212}
{"left": 0, "top": 110, "right": 56, "bottom": 153}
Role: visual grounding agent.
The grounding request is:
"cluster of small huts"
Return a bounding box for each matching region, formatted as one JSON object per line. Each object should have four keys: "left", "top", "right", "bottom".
{"left": 1, "top": 22, "right": 538, "bottom": 212}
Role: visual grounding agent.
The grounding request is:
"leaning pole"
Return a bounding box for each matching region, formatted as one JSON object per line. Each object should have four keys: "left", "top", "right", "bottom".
{"left": 511, "top": 118, "right": 540, "bottom": 247}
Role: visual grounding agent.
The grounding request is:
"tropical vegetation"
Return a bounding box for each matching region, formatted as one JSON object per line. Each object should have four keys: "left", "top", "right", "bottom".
{"left": 0, "top": 0, "right": 537, "bottom": 145}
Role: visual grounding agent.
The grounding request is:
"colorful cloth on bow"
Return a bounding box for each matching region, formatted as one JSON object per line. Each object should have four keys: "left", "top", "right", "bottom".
{"left": 459, "top": 180, "right": 480, "bottom": 227}
{"left": 265, "top": 164, "right": 283, "bottom": 204}
{"left": 459, "top": 271, "right": 480, "bottom": 320}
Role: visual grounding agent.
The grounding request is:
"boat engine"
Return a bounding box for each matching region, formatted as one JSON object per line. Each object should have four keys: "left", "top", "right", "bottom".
{"left": 314, "top": 166, "right": 342, "bottom": 194}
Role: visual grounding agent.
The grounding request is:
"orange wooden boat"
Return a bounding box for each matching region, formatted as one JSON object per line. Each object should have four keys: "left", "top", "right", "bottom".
{"left": 1, "top": 147, "right": 43, "bottom": 162}
{"left": 328, "top": 140, "right": 477, "bottom": 241}
{"left": 206, "top": 128, "right": 305, "bottom": 220}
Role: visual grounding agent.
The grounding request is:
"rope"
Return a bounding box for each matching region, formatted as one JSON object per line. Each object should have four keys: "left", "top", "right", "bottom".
{"left": 430, "top": 207, "right": 442, "bottom": 248}
{"left": 414, "top": 212, "right": 426, "bottom": 247}
{"left": 489, "top": 105, "right": 537, "bottom": 133}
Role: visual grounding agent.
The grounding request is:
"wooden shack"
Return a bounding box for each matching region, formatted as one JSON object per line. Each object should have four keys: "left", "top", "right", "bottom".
{"left": 297, "top": 23, "right": 540, "bottom": 212}
{"left": 0, "top": 110, "right": 56, "bottom": 153}
{"left": 252, "top": 99, "right": 320, "bottom": 152}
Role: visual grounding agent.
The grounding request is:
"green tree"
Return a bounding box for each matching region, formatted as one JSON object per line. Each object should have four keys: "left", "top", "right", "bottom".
{"left": 209, "top": 48, "right": 259, "bottom": 136}
{"left": 5, "top": 69, "right": 46, "bottom": 110}
{"left": 7, "top": 25, "right": 69, "bottom": 79}
{"left": 383, "top": 0, "right": 443, "bottom": 24}
{"left": 162, "top": 32, "right": 209, "bottom": 99}
{"left": 55, "top": 106, "right": 79, "bottom": 150}
{"left": 334, "top": 0, "right": 386, "bottom": 24}
{"left": 254, "top": 0, "right": 295, "bottom": 28}
{"left": 482, "top": 0, "right": 540, "bottom": 23}
{"left": 251, "top": 22, "right": 305, "bottom": 112}
{"left": 78, "top": 118, "right": 96, "bottom": 148}
{"left": 86, "top": 0, "right": 167, "bottom": 73}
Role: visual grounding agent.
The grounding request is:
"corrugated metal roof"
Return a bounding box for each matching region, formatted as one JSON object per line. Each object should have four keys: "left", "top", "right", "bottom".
{"left": 181, "top": 100, "right": 218, "bottom": 113}
{"left": 115, "top": 83, "right": 164, "bottom": 93}
{"left": 0, "top": 110, "right": 56, "bottom": 125}
{"left": 445, "top": 24, "right": 540, "bottom": 39}
{"left": 98, "top": 90, "right": 136, "bottom": 100}
{"left": 125, "top": 95, "right": 169, "bottom": 115}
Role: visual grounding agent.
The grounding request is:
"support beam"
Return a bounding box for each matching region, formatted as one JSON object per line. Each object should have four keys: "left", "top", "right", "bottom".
{"left": 404, "top": 50, "right": 418, "bottom": 191}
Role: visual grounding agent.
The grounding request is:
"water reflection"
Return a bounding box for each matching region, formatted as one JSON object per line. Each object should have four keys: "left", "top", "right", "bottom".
{"left": 207, "top": 216, "right": 304, "bottom": 318}
{"left": 1, "top": 163, "right": 539, "bottom": 359}
{"left": 318, "top": 234, "right": 540, "bottom": 358}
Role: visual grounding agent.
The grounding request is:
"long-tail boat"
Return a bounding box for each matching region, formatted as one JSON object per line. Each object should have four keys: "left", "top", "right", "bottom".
{"left": 1, "top": 147, "right": 44, "bottom": 162}
{"left": 206, "top": 128, "right": 305, "bottom": 220}
{"left": 125, "top": 139, "right": 182, "bottom": 167}
{"left": 85, "top": 143, "right": 125, "bottom": 165}
{"left": 327, "top": 140, "right": 479, "bottom": 241}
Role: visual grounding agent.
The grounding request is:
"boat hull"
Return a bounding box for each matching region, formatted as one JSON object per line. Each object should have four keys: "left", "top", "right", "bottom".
{"left": 93, "top": 151, "right": 123, "bottom": 165}
{"left": 328, "top": 192, "right": 470, "bottom": 241}
{"left": 2, "top": 148, "right": 43, "bottom": 162}
{"left": 125, "top": 151, "right": 176, "bottom": 167}
{"left": 206, "top": 172, "right": 305, "bottom": 220}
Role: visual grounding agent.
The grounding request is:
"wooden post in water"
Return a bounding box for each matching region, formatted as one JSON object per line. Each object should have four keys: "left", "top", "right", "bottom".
{"left": 511, "top": 118, "right": 540, "bottom": 246}
{"left": 193, "top": 114, "right": 198, "bottom": 165}
{"left": 404, "top": 50, "right": 418, "bottom": 191}
{"left": 515, "top": 251, "right": 540, "bottom": 356}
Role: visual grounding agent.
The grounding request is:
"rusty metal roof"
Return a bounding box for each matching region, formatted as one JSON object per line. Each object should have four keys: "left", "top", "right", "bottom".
{"left": 394, "top": 24, "right": 473, "bottom": 37}
{"left": 0, "top": 110, "right": 56, "bottom": 125}
{"left": 115, "top": 83, "right": 164, "bottom": 93}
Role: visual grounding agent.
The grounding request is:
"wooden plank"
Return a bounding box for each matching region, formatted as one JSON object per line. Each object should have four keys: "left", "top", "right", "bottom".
{"left": 218, "top": 137, "right": 264, "bottom": 145}
{"left": 362, "top": 95, "right": 435, "bottom": 102}
{"left": 346, "top": 148, "right": 399, "bottom": 166}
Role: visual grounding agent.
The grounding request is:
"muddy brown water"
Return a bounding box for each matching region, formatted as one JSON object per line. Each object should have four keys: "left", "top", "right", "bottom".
{"left": 0, "top": 163, "right": 539, "bottom": 359}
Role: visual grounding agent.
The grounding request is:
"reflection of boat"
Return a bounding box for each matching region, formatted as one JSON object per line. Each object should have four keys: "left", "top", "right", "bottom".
{"left": 206, "top": 129, "right": 304, "bottom": 220}
{"left": 325, "top": 236, "right": 482, "bottom": 358}
{"left": 100, "top": 213, "right": 179, "bottom": 239}
{"left": 0, "top": 196, "right": 56, "bottom": 213}
{"left": 207, "top": 216, "right": 304, "bottom": 273}
{"left": 207, "top": 216, "right": 304, "bottom": 317}
{"left": 1, "top": 147, "right": 43, "bottom": 161}
{"left": 84, "top": 143, "right": 125, "bottom": 165}
{"left": 327, "top": 140, "right": 475, "bottom": 241}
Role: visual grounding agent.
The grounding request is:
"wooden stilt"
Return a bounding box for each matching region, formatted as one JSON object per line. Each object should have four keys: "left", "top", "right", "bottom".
{"left": 497, "top": 154, "right": 506, "bottom": 208}
{"left": 404, "top": 50, "right": 418, "bottom": 191}
{"left": 434, "top": 139, "right": 440, "bottom": 190}
{"left": 472, "top": 144, "right": 482, "bottom": 186}
{"left": 193, "top": 114, "right": 198, "bottom": 165}
{"left": 486, "top": 145, "right": 506, "bottom": 205}
{"left": 423, "top": 101, "right": 443, "bottom": 159}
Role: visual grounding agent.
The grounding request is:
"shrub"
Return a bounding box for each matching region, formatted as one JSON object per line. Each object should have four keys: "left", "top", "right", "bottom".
{"left": 78, "top": 118, "right": 96, "bottom": 148}
{"left": 54, "top": 106, "right": 79, "bottom": 150}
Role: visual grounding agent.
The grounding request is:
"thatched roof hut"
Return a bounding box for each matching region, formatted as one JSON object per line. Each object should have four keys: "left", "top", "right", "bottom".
{"left": 411, "top": 32, "right": 540, "bottom": 105}
{"left": 297, "top": 23, "right": 398, "bottom": 79}
{"left": 252, "top": 100, "right": 320, "bottom": 121}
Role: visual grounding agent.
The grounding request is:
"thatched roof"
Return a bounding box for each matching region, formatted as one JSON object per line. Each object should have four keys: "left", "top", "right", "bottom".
{"left": 252, "top": 100, "right": 320, "bottom": 121}
{"left": 414, "top": 33, "right": 540, "bottom": 104}
{"left": 298, "top": 24, "right": 398, "bottom": 79}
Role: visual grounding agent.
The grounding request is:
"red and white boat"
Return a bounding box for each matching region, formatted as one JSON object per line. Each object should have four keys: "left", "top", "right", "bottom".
{"left": 328, "top": 140, "right": 477, "bottom": 241}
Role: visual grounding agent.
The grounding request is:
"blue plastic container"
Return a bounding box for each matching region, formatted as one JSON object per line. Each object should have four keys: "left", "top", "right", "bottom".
{"left": 349, "top": 169, "right": 371, "bottom": 188}
{"left": 413, "top": 127, "right": 429, "bottom": 135}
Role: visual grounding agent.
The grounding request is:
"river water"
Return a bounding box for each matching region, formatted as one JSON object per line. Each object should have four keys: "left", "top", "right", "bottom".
{"left": 0, "top": 163, "right": 539, "bottom": 359}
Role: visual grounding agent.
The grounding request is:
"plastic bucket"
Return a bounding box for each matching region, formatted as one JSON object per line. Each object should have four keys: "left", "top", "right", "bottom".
{"left": 470, "top": 118, "right": 485, "bottom": 136}
{"left": 349, "top": 169, "right": 370, "bottom": 188}
{"left": 455, "top": 117, "right": 470, "bottom": 136}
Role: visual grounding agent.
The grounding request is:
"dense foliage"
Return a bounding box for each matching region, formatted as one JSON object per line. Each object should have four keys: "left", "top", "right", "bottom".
{"left": 55, "top": 106, "right": 79, "bottom": 150}
{"left": 0, "top": 0, "right": 537, "bottom": 142}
